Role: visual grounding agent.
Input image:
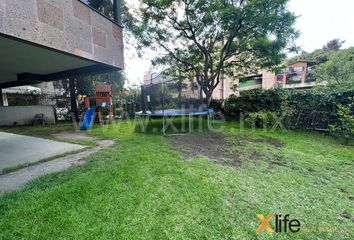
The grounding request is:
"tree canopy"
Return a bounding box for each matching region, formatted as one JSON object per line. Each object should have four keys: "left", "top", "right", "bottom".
{"left": 286, "top": 39, "right": 353, "bottom": 92}
{"left": 314, "top": 47, "right": 354, "bottom": 91}
{"left": 322, "top": 38, "right": 345, "bottom": 52}
{"left": 287, "top": 39, "right": 346, "bottom": 65}
{"left": 130, "top": 0, "right": 298, "bottom": 105}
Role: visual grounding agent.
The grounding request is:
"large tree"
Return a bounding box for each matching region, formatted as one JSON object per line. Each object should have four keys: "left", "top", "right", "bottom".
{"left": 130, "top": 0, "right": 298, "bottom": 106}
{"left": 322, "top": 38, "right": 345, "bottom": 52}
{"left": 288, "top": 39, "right": 346, "bottom": 64}
{"left": 315, "top": 47, "right": 354, "bottom": 91}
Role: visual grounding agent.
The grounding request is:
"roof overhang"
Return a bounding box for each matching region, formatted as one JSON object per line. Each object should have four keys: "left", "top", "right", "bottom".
{"left": 0, "top": 34, "right": 118, "bottom": 88}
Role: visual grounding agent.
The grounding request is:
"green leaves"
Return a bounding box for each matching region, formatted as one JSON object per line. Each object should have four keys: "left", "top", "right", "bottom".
{"left": 329, "top": 102, "right": 354, "bottom": 145}
{"left": 131, "top": 0, "right": 297, "bottom": 105}
{"left": 315, "top": 47, "right": 354, "bottom": 92}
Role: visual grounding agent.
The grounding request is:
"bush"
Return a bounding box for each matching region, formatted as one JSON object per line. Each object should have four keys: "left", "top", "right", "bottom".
{"left": 329, "top": 103, "right": 354, "bottom": 145}
{"left": 224, "top": 88, "right": 286, "bottom": 119}
{"left": 245, "top": 111, "right": 278, "bottom": 129}
{"left": 209, "top": 99, "right": 224, "bottom": 112}
{"left": 224, "top": 89, "right": 354, "bottom": 133}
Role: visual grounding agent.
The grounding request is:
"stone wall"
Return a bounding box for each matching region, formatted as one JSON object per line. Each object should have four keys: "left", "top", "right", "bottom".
{"left": 0, "top": 0, "right": 123, "bottom": 69}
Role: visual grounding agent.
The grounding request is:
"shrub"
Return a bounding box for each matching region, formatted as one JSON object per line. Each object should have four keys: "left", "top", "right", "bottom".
{"left": 224, "top": 88, "right": 286, "bottom": 119}
{"left": 245, "top": 111, "right": 278, "bottom": 129}
{"left": 209, "top": 99, "right": 224, "bottom": 112}
{"left": 224, "top": 89, "right": 354, "bottom": 133}
{"left": 329, "top": 103, "right": 354, "bottom": 145}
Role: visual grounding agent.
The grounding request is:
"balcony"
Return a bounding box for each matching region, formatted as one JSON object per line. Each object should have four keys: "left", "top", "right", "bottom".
{"left": 0, "top": 0, "right": 124, "bottom": 88}
{"left": 283, "top": 81, "right": 316, "bottom": 89}
{"left": 239, "top": 79, "right": 262, "bottom": 91}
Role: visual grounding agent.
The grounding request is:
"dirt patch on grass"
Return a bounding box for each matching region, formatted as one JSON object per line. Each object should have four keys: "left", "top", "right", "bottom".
{"left": 51, "top": 131, "right": 96, "bottom": 141}
{"left": 340, "top": 211, "right": 354, "bottom": 222}
{"left": 167, "top": 132, "right": 284, "bottom": 168}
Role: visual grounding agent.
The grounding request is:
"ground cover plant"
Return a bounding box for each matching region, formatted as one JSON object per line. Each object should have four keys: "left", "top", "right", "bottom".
{"left": 0, "top": 120, "right": 353, "bottom": 239}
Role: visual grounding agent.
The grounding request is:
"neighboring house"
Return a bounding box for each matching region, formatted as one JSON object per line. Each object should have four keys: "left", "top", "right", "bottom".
{"left": 1, "top": 82, "right": 57, "bottom": 107}
{"left": 276, "top": 60, "right": 317, "bottom": 89}
{"left": 238, "top": 60, "right": 317, "bottom": 92}
{"left": 143, "top": 60, "right": 317, "bottom": 103}
{"left": 237, "top": 70, "right": 277, "bottom": 92}
{"left": 0, "top": 0, "right": 124, "bottom": 126}
{"left": 143, "top": 71, "right": 175, "bottom": 85}
{"left": 1, "top": 86, "right": 42, "bottom": 107}
{"left": 212, "top": 73, "right": 235, "bottom": 100}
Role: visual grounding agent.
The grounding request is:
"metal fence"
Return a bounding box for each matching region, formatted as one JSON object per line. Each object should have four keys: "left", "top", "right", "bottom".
{"left": 5, "top": 93, "right": 69, "bottom": 107}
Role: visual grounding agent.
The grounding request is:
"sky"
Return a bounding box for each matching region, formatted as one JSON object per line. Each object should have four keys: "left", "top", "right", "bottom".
{"left": 124, "top": 0, "right": 354, "bottom": 86}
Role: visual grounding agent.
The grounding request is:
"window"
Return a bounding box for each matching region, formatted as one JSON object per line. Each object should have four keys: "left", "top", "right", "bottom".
{"left": 290, "top": 74, "right": 302, "bottom": 81}
{"left": 277, "top": 75, "right": 284, "bottom": 81}
{"left": 293, "top": 66, "right": 304, "bottom": 72}
{"left": 80, "top": 0, "right": 115, "bottom": 21}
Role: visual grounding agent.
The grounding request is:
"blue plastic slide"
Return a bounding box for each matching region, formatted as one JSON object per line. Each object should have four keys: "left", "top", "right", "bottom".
{"left": 80, "top": 108, "right": 96, "bottom": 131}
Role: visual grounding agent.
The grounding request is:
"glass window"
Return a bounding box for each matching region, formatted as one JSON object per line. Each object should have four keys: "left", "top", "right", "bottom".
{"left": 293, "top": 66, "right": 304, "bottom": 72}
{"left": 290, "top": 74, "right": 302, "bottom": 81}
{"left": 80, "top": 0, "right": 115, "bottom": 21}
{"left": 277, "top": 75, "right": 284, "bottom": 81}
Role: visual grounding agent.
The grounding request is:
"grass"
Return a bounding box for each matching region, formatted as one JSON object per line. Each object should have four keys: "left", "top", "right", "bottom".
{"left": 0, "top": 119, "right": 353, "bottom": 239}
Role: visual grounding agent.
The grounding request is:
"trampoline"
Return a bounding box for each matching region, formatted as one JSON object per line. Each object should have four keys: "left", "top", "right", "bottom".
{"left": 136, "top": 74, "right": 214, "bottom": 134}
{"left": 136, "top": 108, "right": 214, "bottom": 118}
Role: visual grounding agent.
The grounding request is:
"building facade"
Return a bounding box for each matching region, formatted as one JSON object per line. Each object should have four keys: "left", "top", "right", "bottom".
{"left": 0, "top": 0, "right": 124, "bottom": 125}
{"left": 0, "top": 0, "right": 124, "bottom": 90}
{"left": 238, "top": 61, "right": 317, "bottom": 93}
{"left": 142, "top": 61, "right": 317, "bottom": 103}
{"left": 275, "top": 61, "right": 316, "bottom": 89}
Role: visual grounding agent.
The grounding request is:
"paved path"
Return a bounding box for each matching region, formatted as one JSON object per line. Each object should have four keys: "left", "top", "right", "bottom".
{"left": 0, "top": 140, "right": 115, "bottom": 193}
{"left": 0, "top": 132, "right": 85, "bottom": 171}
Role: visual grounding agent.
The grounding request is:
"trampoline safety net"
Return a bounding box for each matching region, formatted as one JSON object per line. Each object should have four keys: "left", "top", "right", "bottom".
{"left": 136, "top": 77, "right": 214, "bottom": 134}
{"left": 138, "top": 78, "right": 213, "bottom": 117}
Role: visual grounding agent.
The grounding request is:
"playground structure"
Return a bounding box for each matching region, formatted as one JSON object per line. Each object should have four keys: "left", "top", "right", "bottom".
{"left": 81, "top": 85, "right": 114, "bottom": 130}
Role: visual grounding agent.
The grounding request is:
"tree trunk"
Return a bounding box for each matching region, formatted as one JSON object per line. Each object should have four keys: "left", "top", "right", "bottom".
{"left": 204, "top": 90, "right": 213, "bottom": 109}
{"left": 69, "top": 78, "right": 79, "bottom": 122}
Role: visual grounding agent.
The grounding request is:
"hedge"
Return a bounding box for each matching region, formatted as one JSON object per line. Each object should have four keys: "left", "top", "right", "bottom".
{"left": 223, "top": 88, "right": 354, "bottom": 130}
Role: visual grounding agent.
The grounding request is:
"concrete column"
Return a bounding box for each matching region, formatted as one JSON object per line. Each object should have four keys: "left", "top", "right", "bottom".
{"left": 113, "top": 0, "right": 122, "bottom": 25}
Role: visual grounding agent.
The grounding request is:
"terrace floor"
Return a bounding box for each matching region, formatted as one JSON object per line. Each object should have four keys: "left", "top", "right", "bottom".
{"left": 0, "top": 132, "right": 85, "bottom": 171}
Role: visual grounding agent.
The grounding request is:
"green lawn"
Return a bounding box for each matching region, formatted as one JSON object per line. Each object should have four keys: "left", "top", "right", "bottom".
{"left": 0, "top": 120, "right": 353, "bottom": 239}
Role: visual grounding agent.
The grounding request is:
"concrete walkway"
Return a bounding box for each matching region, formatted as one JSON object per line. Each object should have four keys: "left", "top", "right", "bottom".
{"left": 0, "top": 132, "right": 85, "bottom": 171}
{"left": 0, "top": 140, "right": 114, "bottom": 193}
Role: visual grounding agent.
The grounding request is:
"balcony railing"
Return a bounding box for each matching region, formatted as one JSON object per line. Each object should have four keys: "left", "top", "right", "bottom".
{"left": 239, "top": 79, "right": 262, "bottom": 88}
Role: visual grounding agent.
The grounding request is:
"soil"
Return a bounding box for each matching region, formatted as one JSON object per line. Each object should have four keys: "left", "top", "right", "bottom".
{"left": 166, "top": 132, "right": 284, "bottom": 169}
{"left": 51, "top": 131, "right": 96, "bottom": 141}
